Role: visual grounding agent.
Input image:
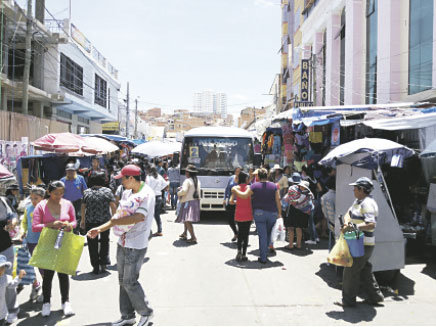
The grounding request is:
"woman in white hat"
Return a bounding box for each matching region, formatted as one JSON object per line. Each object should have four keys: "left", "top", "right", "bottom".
{"left": 283, "top": 180, "right": 314, "bottom": 250}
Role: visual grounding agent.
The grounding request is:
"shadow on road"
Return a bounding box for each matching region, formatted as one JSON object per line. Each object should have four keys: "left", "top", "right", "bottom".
{"left": 225, "top": 258, "right": 284, "bottom": 269}
{"left": 72, "top": 270, "right": 111, "bottom": 281}
{"left": 16, "top": 300, "right": 41, "bottom": 319}
{"left": 326, "top": 303, "right": 377, "bottom": 324}
{"left": 17, "top": 310, "right": 72, "bottom": 326}
{"left": 315, "top": 263, "right": 342, "bottom": 290}
{"left": 220, "top": 241, "right": 238, "bottom": 249}
{"left": 421, "top": 262, "right": 436, "bottom": 280}
{"left": 172, "top": 240, "right": 198, "bottom": 247}
{"left": 197, "top": 212, "right": 227, "bottom": 225}
{"left": 279, "top": 246, "right": 314, "bottom": 257}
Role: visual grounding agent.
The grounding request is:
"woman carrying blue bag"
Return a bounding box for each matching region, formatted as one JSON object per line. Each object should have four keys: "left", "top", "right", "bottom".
{"left": 336, "top": 177, "right": 384, "bottom": 308}
{"left": 20, "top": 186, "right": 45, "bottom": 302}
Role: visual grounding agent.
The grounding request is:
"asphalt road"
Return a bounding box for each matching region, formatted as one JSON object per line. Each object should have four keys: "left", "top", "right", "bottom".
{"left": 12, "top": 210, "right": 436, "bottom": 326}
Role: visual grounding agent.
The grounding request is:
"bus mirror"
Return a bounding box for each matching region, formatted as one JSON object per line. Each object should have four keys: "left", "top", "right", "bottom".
{"left": 254, "top": 153, "right": 262, "bottom": 168}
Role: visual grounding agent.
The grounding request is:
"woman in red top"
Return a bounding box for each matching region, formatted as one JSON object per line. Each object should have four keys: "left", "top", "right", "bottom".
{"left": 230, "top": 172, "right": 253, "bottom": 262}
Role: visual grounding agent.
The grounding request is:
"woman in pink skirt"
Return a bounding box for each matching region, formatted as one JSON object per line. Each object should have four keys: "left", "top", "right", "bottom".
{"left": 176, "top": 165, "right": 201, "bottom": 244}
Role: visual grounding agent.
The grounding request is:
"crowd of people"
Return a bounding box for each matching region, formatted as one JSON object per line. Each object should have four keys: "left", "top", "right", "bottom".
{"left": 0, "top": 153, "right": 385, "bottom": 325}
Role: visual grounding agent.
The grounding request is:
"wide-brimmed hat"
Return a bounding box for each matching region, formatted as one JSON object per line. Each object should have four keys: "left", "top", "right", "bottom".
{"left": 0, "top": 255, "right": 12, "bottom": 269}
{"left": 185, "top": 164, "right": 198, "bottom": 173}
{"left": 272, "top": 164, "right": 283, "bottom": 172}
{"left": 298, "top": 180, "right": 311, "bottom": 191}
{"left": 253, "top": 169, "right": 259, "bottom": 175}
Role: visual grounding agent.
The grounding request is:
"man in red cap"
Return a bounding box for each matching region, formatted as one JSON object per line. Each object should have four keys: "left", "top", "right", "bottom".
{"left": 88, "top": 165, "right": 155, "bottom": 326}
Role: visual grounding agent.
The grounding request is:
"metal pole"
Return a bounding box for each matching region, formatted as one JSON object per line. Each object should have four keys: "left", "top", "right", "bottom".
{"left": 126, "top": 82, "right": 130, "bottom": 138}
{"left": 69, "top": 0, "right": 72, "bottom": 23}
{"left": 22, "top": 0, "right": 32, "bottom": 115}
{"left": 134, "top": 98, "right": 138, "bottom": 138}
{"left": 0, "top": 5, "right": 4, "bottom": 109}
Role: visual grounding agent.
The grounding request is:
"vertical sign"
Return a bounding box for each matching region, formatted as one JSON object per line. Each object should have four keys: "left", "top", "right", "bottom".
{"left": 300, "top": 59, "right": 310, "bottom": 101}
{"left": 331, "top": 120, "right": 341, "bottom": 147}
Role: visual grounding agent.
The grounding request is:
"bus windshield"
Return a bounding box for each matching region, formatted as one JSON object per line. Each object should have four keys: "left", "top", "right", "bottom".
{"left": 181, "top": 137, "right": 254, "bottom": 175}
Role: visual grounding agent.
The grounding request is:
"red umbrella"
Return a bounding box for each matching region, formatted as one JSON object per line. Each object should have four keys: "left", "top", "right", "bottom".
{"left": 32, "top": 133, "right": 98, "bottom": 154}
{"left": 0, "top": 163, "right": 14, "bottom": 180}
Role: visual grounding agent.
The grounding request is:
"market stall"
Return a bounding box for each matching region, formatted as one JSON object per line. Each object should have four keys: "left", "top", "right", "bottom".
{"left": 319, "top": 138, "right": 416, "bottom": 273}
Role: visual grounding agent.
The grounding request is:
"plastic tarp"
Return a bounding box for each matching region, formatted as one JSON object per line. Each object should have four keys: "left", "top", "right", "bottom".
{"left": 132, "top": 141, "right": 181, "bottom": 158}
{"left": 319, "top": 138, "right": 415, "bottom": 169}
{"left": 81, "top": 134, "right": 136, "bottom": 147}
{"left": 291, "top": 108, "right": 343, "bottom": 127}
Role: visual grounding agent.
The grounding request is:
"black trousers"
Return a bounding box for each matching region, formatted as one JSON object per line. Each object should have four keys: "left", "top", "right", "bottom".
{"left": 226, "top": 204, "right": 238, "bottom": 235}
{"left": 237, "top": 221, "right": 251, "bottom": 255}
{"left": 86, "top": 222, "right": 110, "bottom": 269}
{"left": 43, "top": 269, "right": 69, "bottom": 304}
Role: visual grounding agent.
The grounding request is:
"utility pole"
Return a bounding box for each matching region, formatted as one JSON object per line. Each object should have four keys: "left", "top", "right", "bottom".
{"left": 22, "top": 0, "right": 32, "bottom": 115}
{"left": 126, "top": 82, "right": 130, "bottom": 138}
{"left": 134, "top": 98, "right": 138, "bottom": 139}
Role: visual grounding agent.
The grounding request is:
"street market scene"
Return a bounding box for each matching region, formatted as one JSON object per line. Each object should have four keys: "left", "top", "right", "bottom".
{"left": 1, "top": 0, "right": 436, "bottom": 326}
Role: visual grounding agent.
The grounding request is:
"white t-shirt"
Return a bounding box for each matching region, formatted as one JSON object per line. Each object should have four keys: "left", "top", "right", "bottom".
{"left": 117, "top": 183, "right": 155, "bottom": 250}
{"left": 146, "top": 174, "right": 169, "bottom": 196}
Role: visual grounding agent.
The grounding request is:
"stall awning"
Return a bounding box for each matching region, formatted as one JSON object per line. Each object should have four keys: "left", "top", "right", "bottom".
{"left": 363, "top": 111, "right": 436, "bottom": 131}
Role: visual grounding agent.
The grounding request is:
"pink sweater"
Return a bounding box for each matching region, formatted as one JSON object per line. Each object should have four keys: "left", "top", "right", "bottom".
{"left": 32, "top": 199, "right": 77, "bottom": 232}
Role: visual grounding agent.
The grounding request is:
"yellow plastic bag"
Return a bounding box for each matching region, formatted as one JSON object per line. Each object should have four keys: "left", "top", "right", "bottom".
{"left": 29, "top": 227, "right": 85, "bottom": 276}
{"left": 327, "top": 233, "right": 353, "bottom": 267}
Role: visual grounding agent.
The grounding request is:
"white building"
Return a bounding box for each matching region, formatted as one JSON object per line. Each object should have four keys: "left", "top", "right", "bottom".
{"left": 193, "top": 91, "right": 228, "bottom": 117}
{"left": 44, "top": 20, "right": 120, "bottom": 134}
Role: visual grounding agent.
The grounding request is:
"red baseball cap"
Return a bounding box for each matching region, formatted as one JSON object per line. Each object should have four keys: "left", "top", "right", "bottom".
{"left": 114, "top": 165, "right": 141, "bottom": 179}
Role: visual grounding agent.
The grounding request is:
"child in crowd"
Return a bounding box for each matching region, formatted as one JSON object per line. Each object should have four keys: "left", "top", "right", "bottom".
{"left": 0, "top": 255, "right": 26, "bottom": 325}
{"left": 20, "top": 186, "right": 45, "bottom": 302}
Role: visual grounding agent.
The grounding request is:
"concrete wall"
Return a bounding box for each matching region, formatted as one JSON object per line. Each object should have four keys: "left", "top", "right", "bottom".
{"left": 0, "top": 110, "right": 69, "bottom": 141}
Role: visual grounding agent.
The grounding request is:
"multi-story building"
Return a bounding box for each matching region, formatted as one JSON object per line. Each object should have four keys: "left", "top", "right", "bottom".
{"left": 0, "top": 0, "right": 120, "bottom": 138}
{"left": 238, "top": 107, "right": 267, "bottom": 129}
{"left": 193, "top": 91, "right": 228, "bottom": 117}
{"left": 44, "top": 20, "right": 120, "bottom": 134}
{"left": 282, "top": 0, "right": 436, "bottom": 109}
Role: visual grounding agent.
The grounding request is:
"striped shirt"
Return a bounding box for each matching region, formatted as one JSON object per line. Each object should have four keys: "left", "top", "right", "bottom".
{"left": 348, "top": 196, "right": 378, "bottom": 246}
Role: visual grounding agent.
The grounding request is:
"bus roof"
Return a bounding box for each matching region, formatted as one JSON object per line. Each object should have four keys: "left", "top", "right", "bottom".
{"left": 184, "top": 127, "right": 253, "bottom": 138}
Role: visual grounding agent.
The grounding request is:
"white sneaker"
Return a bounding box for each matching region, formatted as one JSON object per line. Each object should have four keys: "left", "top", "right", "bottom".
{"left": 42, "top": 303, "right": 51, "bottom": 317}
{"left": 137, "top": 313, "right": 154, "bottom": 326}
{"left": 112, "top": 317, "right": 136, "bottom": 326}
{"left": 6, "top": 312, "right": 18, "bottom": 324}
{"left": 62, "top": 301, "right": 74, "bottom": 316}
{"left": 30, "top": 284, "right": 41, "bottom": 301}
{"left": 305, "top": 240, "right": 316, "bottom": 245}
{"left": 316, "top": 238, "right": 320, "bottom": 243}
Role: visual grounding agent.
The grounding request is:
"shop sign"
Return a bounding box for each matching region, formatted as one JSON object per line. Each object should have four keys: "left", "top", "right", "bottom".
{"left": 294, "top": 101, "right": 314, "bottom": 108}
{"left": 102, "top": 122, "right": 120, "bottom": 131}
{"left": 300, "top": 59, "right": 310, "bottom": 101}
{"left": 331, "top": 120, "right": 340, "bottom": 146}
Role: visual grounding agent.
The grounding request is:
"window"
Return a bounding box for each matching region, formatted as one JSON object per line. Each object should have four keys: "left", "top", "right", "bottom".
{"left": 57, "top": 109, "right": 72, "bottom": 120}
{"left": 78, "top": 116, "right": 90, "bottom": 125}
{"left": 409, "top": 0, "right": 433, "bottom": 95}
{"left": 339, "top": 8, "right": 346, "bottom": 105}
{"left": 108, "top": 88, "right": 111, "bottom": 112}
{"left": 366, "top": 0, "right": 378, "bottom": 104}
{"left": 94, "top": 74, "right": 107, "bottom": 108}
{"left": 60, "top": 53, "right": 83, "bottom": 96}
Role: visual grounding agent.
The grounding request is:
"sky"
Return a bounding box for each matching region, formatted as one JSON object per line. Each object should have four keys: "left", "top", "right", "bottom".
{"left": 39, "top": 0, "right": 281, "bottom": 116}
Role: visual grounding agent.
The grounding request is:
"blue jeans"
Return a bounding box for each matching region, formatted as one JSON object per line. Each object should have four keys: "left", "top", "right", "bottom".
{"left": 117, "top": 245, "right": 153, "bottom": 319}
{"left": 154, "top": 196, "right": 163, "bottom": 233}
{"left": 308, "top": 211, "right": 318, "bottom": 241}
{"left": 169, "top": 182, "right": 180, "bottom": 209}
{"left": 253, "top": 209, "right": 277, "bottom": 262}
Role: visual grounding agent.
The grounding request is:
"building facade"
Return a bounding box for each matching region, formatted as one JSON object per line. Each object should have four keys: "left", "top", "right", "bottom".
{"left": 193, "top": 91, "right": 228, "bottom": 117}
{"left": 282, "top": 0, "right": 436, "bottom": 110}
{"left": 44, "top": 20, "right": 120, "bottom": 134}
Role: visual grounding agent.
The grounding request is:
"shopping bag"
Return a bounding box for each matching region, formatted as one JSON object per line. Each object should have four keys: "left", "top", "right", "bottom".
{"left": 16, "top": 243, "right": 36, "bottom": 285}
{"left": 344, "top": 230, "right": 365, "bottom": 258}
{"left": 271, "top": 218, "right": 286, "bottom": 242}
{"left": 29, "top": 227, "right": 85, "bottom": 276}
{"left": 327, "top": 233, "right": 353, "bottom": 267}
